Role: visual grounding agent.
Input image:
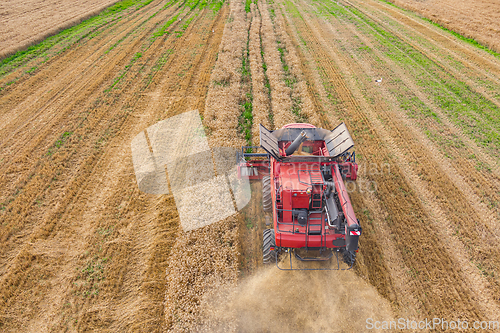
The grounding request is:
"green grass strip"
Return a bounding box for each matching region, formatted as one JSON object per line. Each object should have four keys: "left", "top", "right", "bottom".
{"left": 153, "top": 13, "right": 181, "bottom": 38}
{"left": 240, "top": 24, "right": 253, "bottom": 145}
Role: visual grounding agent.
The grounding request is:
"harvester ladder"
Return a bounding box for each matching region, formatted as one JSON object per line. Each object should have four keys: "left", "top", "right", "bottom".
{"left": 297, "top": 168, "right": 323, "bottom": 185}
{"left": 306, "top": 210, "right": 324, "bottom": 249}
{"left": 276, "top": 185, "right": 282, "bottom": 209}
{"left": 309, "top": 169, "right": 323, "bottom": 210}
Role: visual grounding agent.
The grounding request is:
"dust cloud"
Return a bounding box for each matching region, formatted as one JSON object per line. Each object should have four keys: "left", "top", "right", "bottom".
{"left": 196, "top": 263, "right": 394, "bottom": 332}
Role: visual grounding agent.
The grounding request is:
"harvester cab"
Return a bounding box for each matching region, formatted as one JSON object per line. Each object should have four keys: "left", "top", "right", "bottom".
{"left": 237, "top": 123, "right": 362, "bottom": 270}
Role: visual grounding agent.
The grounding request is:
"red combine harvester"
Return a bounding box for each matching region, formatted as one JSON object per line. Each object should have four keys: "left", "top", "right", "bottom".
{"left": 238, "top": 123, "right": 361, "bottom": 270}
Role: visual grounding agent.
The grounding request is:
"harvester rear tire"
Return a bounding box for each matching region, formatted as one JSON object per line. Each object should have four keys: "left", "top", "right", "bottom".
{"left": 262, "top": 176, "right": 272, "bottom": 212}
{"left": 263, "top": 229, "right": 276, "bottom": 264}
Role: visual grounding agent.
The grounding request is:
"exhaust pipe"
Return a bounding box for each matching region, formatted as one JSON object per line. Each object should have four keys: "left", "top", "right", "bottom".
{"left": 285, "top": 131, "right": 307, "bottom": 156}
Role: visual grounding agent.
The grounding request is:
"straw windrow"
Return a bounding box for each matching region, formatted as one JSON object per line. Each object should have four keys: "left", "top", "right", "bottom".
{"left": 203, "top": 0, "right": 248, "bottom": 148}
{"left": 272, "top": 2, "right": 320, "bottom": 125}
{"left": 259, "top": 0, "right": 295, "bottom": 128}
{"left": 249, "top": 2, "right": 271, "bottom": 144}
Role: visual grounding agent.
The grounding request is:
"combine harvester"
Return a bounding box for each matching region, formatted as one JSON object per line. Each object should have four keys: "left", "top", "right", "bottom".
{"left": 238, "top": 123, "right": 361, "bottom": 270}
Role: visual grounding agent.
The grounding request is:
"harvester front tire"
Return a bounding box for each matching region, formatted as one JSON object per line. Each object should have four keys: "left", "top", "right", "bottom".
{"left": 262, "top": 176, "right": 272, "bottom": 212}
{"left": 263, "top": 229, "right": 276, "bottom": 264}
{"left": 343, "top": 250, "right": 356, "bottom": 266}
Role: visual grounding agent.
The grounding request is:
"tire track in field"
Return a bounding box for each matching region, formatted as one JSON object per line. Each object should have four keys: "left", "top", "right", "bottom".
{"left": 281, "top": 0, "right": 490, "bottom": 320}
{"left": 249, "top": 2, "right": 271, "bottom": 143}
{"left": 272, "top": 2, "right": 319, "bottom": 125}
{"left": 259, "top": 0, "right": 295, "bottom": 128}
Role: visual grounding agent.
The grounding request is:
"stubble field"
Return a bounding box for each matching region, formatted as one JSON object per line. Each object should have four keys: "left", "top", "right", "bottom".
{"left": 387, "top": 0, "right": 500, "bottom": 53}
{"left": 0, "top": 0, "right": 120, "bottom": 58}
{"left": 1, "top": 0, "right": 500, "bottom": 331}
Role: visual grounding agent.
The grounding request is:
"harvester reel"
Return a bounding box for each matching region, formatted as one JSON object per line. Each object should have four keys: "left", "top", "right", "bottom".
{"left": 262, "top": 175, "right": 272, "bottom": 213}
{"left": 263, "top": 228, "right": 276, "bottom": 264}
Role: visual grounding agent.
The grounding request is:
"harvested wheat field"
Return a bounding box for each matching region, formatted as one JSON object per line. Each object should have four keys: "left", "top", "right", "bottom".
{"left": 0, "top": 0, "right": 121, "bottom": 59}
{"left": 1, "top": 0, "right": 500, "bottom": 331}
